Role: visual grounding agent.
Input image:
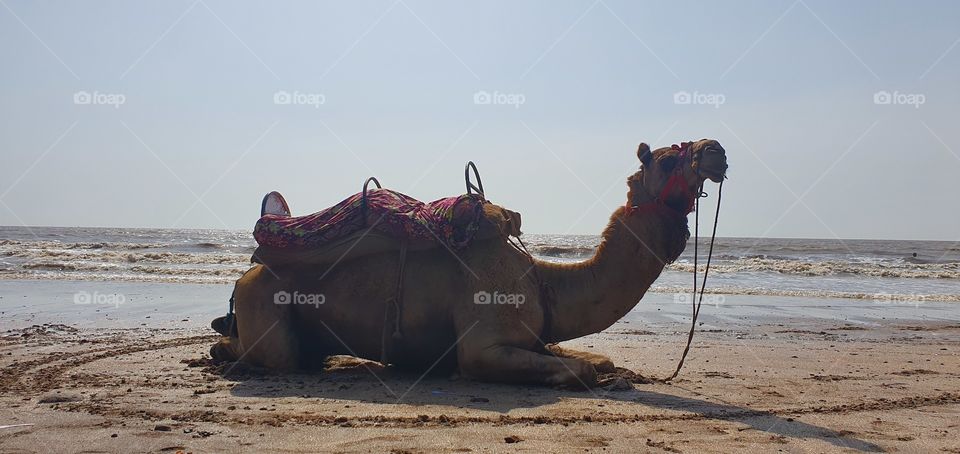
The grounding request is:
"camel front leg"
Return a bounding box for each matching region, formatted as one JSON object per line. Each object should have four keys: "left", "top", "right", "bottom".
{"left": 458, "top": 343, "right": 598, "bottom": 388}
{"left": 544, "top": 344, "right": 616, "bottom": 373}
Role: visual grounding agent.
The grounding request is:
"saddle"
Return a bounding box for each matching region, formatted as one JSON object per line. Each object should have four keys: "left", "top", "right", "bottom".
{"left": 216, "top": 163, "right": 529, "bottom": 365}
{"left": 251, "top": 162, "right": 522, "bottom": 268}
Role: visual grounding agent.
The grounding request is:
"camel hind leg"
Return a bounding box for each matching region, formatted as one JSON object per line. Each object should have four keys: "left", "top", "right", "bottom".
{"left": 459, "top": 344, "right": 598, "bottom": 388}
{"left": 456, "top": 325, "right": 599, "bottom": 388}
{"left": 215, "top": 265, "right": 304, "bottom": 371}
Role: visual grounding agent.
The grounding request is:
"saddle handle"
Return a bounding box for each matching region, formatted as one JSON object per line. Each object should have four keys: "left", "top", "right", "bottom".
{"left": 464, "top": 161, "right": 485, "bottom": 198}
{"left": 361, "top": 177, "right": 382, "bottom": 224}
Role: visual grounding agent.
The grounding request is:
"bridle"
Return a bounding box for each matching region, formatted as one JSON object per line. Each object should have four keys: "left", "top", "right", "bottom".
{"left": 626, "top": 142, "right": 725, "bottom": 382}
{"left": 626, "top": 142, "right": 699, "bottom": 219}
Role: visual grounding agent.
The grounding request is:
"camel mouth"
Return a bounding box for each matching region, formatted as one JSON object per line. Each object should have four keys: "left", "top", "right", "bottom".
{"left": 698, "top": 166, "right": 727, "bottom": 183}
{"left": 688, "top": 141, "right": 728, "bottom": 183}
{"left": 697, "top": 155, "right": 728, "bottom": 183}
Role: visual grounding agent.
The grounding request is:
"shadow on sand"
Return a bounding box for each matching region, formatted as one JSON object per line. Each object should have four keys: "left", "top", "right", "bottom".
{"left": 214, "top": 359, "right": 884, "bottom": 453}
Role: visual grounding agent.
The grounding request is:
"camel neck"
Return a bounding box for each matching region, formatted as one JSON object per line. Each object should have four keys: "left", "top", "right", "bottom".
{"left": 536, "top": 206, "right": 687, "bottom": 342}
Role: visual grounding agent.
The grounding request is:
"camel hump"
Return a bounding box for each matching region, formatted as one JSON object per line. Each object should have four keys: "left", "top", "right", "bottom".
{"left": 251, "top": 188, "right": 523, "bottom": 268}
{"left": 261, "top": 191, "right": 291, "bottom": 217}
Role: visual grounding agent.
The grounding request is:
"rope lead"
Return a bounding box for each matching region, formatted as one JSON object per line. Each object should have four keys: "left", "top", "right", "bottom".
{"left": 664, "top": 179, "right": 723, "bottom": 382}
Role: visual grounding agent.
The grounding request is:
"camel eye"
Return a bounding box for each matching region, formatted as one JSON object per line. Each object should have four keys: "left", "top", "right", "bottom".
{"left": 660, "top": 156, "right": 679, "bottom": 172}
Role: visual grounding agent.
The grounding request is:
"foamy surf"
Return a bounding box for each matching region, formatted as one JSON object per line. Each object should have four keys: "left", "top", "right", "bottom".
{"left": 665, "top": 258, "right": 960, "bottom": 279}
{"left": 0, "top": 227, "right": 957, "bottom": 301}
{"left": 648, "top": 286, "right": 960, "bottom": 303}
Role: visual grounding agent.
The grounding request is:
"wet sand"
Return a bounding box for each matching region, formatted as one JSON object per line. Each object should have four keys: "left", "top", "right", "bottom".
{"left": 1, "top": 281, "right": 959, "bottom": 453}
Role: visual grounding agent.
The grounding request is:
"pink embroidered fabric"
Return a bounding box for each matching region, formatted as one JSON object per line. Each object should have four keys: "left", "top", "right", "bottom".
{"left": 253, "top": 189, "right": 486, "bottom": 250}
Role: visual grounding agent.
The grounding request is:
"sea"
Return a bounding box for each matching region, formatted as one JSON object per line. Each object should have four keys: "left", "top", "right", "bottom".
{"left": 1, "top": 226, "right": 958, "bottom": 303}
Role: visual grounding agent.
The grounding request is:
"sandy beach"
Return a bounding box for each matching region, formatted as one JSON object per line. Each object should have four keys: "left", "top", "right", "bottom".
{"left": 1, "top": 281, "right": 958, "bottom": 453}
{"left": 4, "top": 0, "right": 960, "bottom": 451}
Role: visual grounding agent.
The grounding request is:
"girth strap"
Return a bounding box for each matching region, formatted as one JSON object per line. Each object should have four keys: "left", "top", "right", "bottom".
{"left": 380, "top": 240, "right": 408, "bottom": 365}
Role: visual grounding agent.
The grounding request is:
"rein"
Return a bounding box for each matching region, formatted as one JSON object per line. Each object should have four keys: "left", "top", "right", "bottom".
{"left": 664, "top": 177, "right": 723, "bottom": 382}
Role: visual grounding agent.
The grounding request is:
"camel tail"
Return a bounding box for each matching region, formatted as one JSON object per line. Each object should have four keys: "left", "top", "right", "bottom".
{"left": 210, "top": 288, "right": 239, "bottom": 337}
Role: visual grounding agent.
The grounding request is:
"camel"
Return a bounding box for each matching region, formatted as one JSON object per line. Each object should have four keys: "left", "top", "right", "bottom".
{"left": 210, "top": 139, "right": 728, "bottom": 387}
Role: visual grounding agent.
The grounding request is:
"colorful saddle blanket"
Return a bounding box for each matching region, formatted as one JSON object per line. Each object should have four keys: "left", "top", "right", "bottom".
{"left": 253, "top": 189, "right": 488, "bottom": 251}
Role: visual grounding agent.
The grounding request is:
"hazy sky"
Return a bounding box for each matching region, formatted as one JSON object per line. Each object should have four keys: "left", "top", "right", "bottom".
{"left": 2, "top": 0, "right": 959, "bottom": 240}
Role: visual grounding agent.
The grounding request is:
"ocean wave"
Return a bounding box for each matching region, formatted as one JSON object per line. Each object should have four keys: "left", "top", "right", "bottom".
{"left": 530, "top": 245, "right": 596, "bottom": 258}
{"left": 648, "top": 286, "right": 960, "bottom": 302}
{"left": 194, "top": 242, "right": 225, "bottom": 249}
{"left": 3, "top": 262, "right": 252, "bottom": 284}
{"left": 128, "top": 265, "right": 250, "bottom": 276}
{"left": 1, "top": 248, "right": 249, "bottom": 266}
{"left": 2, "top": 269, "right": 956, "bottom": 302}
{"left": 666, "top": 258, "right": 959, "bottom": 279}
{"left": 0, "top": 239, "right": 168, "bottom": 250}
{"left": 18, "top": 261, "right": 247, "bottom": 276}
{"left": 0, "top": 271, "right": 240, "bottom": 285}
{"left": 21, "top": 261, "right": 124, "bottom": 272}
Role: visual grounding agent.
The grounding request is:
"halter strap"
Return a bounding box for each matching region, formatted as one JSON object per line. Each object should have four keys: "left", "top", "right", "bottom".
{"left": 626, "top": 142, "right": 698, "bottom": 217}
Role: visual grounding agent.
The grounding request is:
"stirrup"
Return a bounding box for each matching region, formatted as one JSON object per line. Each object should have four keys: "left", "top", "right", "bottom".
{"left": 261, "top": 191, "right": 291, "bottom": 217}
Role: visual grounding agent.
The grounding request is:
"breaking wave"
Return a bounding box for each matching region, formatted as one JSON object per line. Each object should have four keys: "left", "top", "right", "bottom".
{"left": 648, "top": 285, "right": 960, "bottom": 302}
{"left": 666, "top": 258, "right": 960, "bottom": 279}
{"left": 2, "top": 228, "right": 958, "bottom": 301}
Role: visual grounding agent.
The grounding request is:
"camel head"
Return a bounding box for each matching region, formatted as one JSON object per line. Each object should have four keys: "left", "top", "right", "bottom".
{"left": 626, "top": 139, "right": 728, "bottom": 216}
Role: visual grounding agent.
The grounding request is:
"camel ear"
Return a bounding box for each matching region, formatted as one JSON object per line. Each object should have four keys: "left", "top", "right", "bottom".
{"left": 637, "top": 143, "right": 652, "bottom": 165}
